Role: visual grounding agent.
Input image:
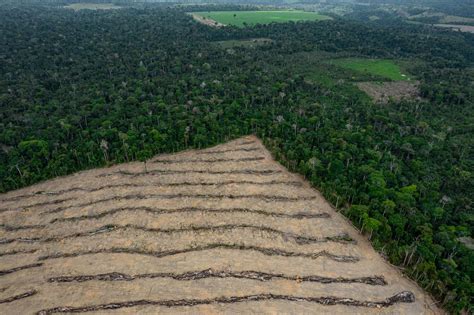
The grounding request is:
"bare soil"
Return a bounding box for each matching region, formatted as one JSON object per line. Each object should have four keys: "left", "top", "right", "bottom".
{"left": 434, "top": 24, "right": 474, "bottom": 34}
{"left": 190, "top": 13, "right": 225, "bottom": 28}
{"left": 357, "top": 81, "right": 421, "bottom": 103}
{"left": 0, "top": 136, "right": 439, "bottom": 314}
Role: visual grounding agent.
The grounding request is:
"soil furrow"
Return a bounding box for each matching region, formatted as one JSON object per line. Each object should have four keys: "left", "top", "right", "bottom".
{"left": 0, "top": 224, "right": 46, "bottom": 231}
{"left": 50, "top": 206, "right": 330, "bottom": 224}
{"left": 0, "top": 180, "right": 302, "bottom": 202}
{"left": 0, "top": 197, "right": 75, "bottom": 213}
{"left": 0, "top": 208, "right": 329, "bottom": 232}
{"left": 36, "top": 291, "right": 415, "bottom": 314}
{"left": 0, "top": 290, "right": 37, "bottom": 304}
{"left": 41, "top": 194, "right": 317, "bottom": 215}
{"left": 150, "top": 157, "right": 265, "bottom": 164}
{"left": 1, "top": 224, "right": 353, "bottom": 245}
{"left": 196, "top": 147, "right": 261, "bottom": 154}
{"left": 37, "top": 244, "right": 359, "bottom": 262}
{"left": 48, "top": 269, "right": 386, "bottom": 285}
{"left": 237, "top": 140, "right": 257, "bottom": 146}
{"left": 0, "top": 263, "right": 43, "bottom": 277}
{"left": 0, "top": 249, "right": 37, "bottom": 257}
{"left": 97, "top": 169, "right": 282, "bottom": 178}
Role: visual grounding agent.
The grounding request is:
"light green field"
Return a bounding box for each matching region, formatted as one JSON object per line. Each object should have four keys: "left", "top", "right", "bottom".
{"left": 192, "top": 11, "right": 332, "bottom": 27}
{"left": 330, "top": 58, "right": 411, "bottom": 81}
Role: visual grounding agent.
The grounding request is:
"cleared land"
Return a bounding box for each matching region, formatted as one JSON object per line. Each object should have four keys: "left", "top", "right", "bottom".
{"left": 434, "top": 24, "right": 474, "bottom": 34}
{"left": 190, "top": 13, "right": 225, "bottom": 28}
{"left": 331, "top": 58, "right": 411, "bottom": 81}
{"left": 357, "top": 81, "right": 421, "bottom": 103}
{"left": 0, "top": 136, "right": 438, "bottom": 314}
{"left": 191, "top": 11, "right": 332, "bottom": 27}
{"left": 64, "top": 3, "right": 121, "bottom": 10}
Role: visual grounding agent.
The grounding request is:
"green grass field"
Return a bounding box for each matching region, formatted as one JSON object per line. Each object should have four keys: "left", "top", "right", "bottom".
{"left": 330, "top": 58, "right": 411, "bottom": 81}
{"left": 192, "top": 11, "right": 332, "bottom": 27}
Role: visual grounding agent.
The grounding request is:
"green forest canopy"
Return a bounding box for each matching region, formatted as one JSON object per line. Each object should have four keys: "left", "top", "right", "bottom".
{"left": 0, "top": 4, "right": 472, "bottom": 313}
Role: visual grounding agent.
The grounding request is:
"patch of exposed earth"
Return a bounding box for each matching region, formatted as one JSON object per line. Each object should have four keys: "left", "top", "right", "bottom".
{"left": 190, "top": 13, "right": 225, "bottom": 28}
{"left": 0, "top": 136, "right": 439, "bottom": 314}
{"left": 434, "top": 24, "right": 474, "bottom": 34}
{"left": 357, "top": 81, "right": 421, "bottom": 103}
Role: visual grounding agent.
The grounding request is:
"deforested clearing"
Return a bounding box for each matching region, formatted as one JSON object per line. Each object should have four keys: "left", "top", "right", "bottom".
{"left": 191, "top": 11, "right": 332, "bottom": 27}
{"left": 331, "top": 58, "right": 412, "bottom": 81}
{"left": 190, "top": 13, "right": 225, "bottom": 28}
{"left": 434, "top": 24, "right": 474, "bottom": 34}
{"left": 0, "top": 136, "right": 439, "bottom": 314}
{"left": 357, "top": 81, "right": 421, "bottom": 103}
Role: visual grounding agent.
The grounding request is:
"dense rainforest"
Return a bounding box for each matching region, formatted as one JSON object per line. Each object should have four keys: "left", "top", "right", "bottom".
{"left": 0, "top": 3, "right": 472, "bottom": 313}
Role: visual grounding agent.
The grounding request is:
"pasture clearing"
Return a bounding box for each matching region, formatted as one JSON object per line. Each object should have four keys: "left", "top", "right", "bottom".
{"left": 191, "top": 11, "right": 332, "bottom": 27}
{"left": 330, "top": 58, "right": 412, "bottom": 81}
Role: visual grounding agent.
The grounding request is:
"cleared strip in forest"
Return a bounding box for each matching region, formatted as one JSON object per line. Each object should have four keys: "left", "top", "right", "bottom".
{"left": 150, "top": 157, "right": 265, "bottom": 164}
{"left": 196, "top": 147, "right": 261, "bottom": 154}
{"left": 0, "top": 249, "right": 37, "bottom": 257}
{"left": 0, "top": 263, "right": 43, "bottom": 277}
{"left": 41, "top": 193, "right": 317, "bottom": 215}
{"left": 97, "top": 169, "right": 282, "bottom": 178}
{"left": 48, "top": 269, "right": 386, "bottom": 285}
{"left": 0, "top": 180, "right": 302, "bottom": 202}
{"left": 37, "top": 244, "right": 359, "bottom": 263}
{"left": 36, "top": 291, "right": 415, "bottom": 314}
{"left": 0, "top": 290, "right": 37, "bottom": 304}
{"left": 1, "top": 224, "right": 354, "bottom": 245}
{"left": 50, "top": 206, "right": 330, "bottom": 224}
